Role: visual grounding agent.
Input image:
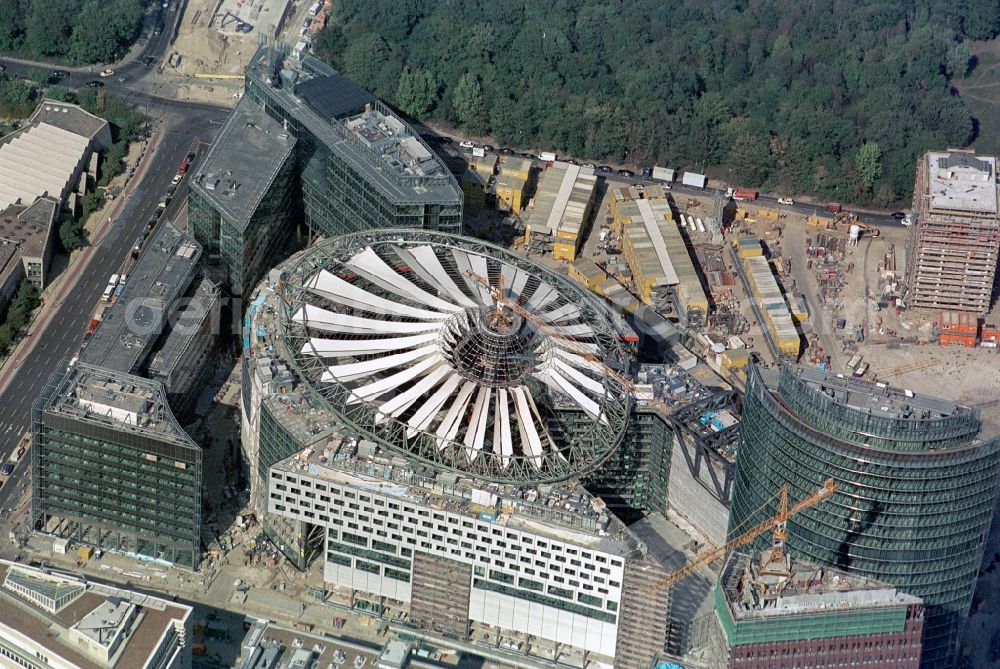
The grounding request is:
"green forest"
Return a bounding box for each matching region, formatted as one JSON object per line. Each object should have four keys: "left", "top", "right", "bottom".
{"left": 314, "top": 0, "right": 1000, "bottom": 205}
{"left": 0, "top": 0, "right": 144, "bottom": 65}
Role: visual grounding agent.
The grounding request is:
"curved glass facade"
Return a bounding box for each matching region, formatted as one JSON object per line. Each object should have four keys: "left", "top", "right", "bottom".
{"left": 728, "top": 365, "right": 1000, "bottom": 669}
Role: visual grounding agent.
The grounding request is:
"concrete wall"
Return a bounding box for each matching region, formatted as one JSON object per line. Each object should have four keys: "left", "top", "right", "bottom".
{"left": 666, "top": 436, "right": 730, "bottom": 545}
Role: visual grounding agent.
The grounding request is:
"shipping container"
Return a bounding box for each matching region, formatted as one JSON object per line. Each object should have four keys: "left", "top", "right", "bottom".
{"left": 826, "top": 202, "right": 842, "bottom": 213}
{"left": 733, "top": 188, "right": 758, "bottom": 201}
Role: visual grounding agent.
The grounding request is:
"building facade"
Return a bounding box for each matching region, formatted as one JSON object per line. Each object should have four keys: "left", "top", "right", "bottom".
{"left": 728, "top": 364, "right": 1000, "bottom": 668}
{"left": 32, "top": 363, "right": 202, "bottom": 570}
{"left": 190, "top": 45, "right": 462, "bottom": 299}
{"left": 240, "top": 231, "right": 686, "bottom": 668}
{"left": 907, "top": 150, "right": 1000, "bottom": 314}
{"left": 0, "top": 560, "right": 192, "bottom": 669}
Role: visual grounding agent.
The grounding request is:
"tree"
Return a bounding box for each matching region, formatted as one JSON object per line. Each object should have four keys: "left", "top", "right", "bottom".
{"left": 946, "top": 43, "right": 973, "bottom": 78}
{"left": 855, "top": 142, "right": 882, "bottom": 194}
{"left": 24, "top": 0, "right": 75, "bottom": 58}
{"left": 451, "top": 73, "right": 486, "bottom": 135}
{"left": 45, "top": 85, "right": 77, "bottom": 103}
{"left": 59, "top": 220, "right": 83, "bottom": 252}
{"left": 396, "top": 68, "right": 437, "bottom": 118}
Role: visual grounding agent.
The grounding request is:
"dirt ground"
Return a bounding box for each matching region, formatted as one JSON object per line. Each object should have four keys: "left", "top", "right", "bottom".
{"left": 164, "top": 0, "right": 319, "bottom": 103}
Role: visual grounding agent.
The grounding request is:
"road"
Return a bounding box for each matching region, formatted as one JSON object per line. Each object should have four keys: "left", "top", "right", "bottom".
{"left": 0, "top": 13, "right": 231, "bottom": 516}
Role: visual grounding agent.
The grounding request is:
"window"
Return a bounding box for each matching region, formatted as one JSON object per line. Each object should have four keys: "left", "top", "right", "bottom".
{"left": 489, "top": 570, "right": 514, "bottom": 584}
{"left": 579, "top": 593, "right": 602, "bottom": 607}
{"left": 327, "top": 553, "right": 351, "bottom": 566}
{"left": 342, "top": 532, "right": 368, "bottom": 546}
{"left": 372, "top": 539, "right": 395, "bottom": 553}
{"left": 385, "top": 568, "right": 409, "bottom": 582}
{"left": 519, "top": 577, "right": 544, "bottom": 591}
{"left": 549, "top": 585, "right": 573, "bottom": 599}
{"left": 356, "top": 560, "right": 380, "bottom": 574}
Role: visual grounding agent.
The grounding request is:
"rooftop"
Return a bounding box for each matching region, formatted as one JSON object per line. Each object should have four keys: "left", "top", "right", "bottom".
{"left": 244, "top": 45, "right": 461, "bottom": 206}
{"left": 240, "top": 617, "right": 380, "bottom": 669}
{"left": 0, "top": 196, "right": 57, "bottom": 281}
{"left": 525, "top": 163, "right": 597, "bottom": 237}
{"left": 720, "top": 550, "right": 921, "bottom": 620}
{"left": 926, "top": 150, "right": 998, "bottom": 215}
{"left": 249, "top": 231, "right": 631, "bottom": 485}
{"left": 29, "top": 100, "right": 110, "bottom": 143}
{"left": 80, "top": 221, "right": 202, "bottom": 373}
{"left": 190, "top": 96, "right": 297, "bottom": 229}
{"left": 0, "top": 560, "right": 191, "bottom": 669}
{"left": 38, "top": 362, "right": 196, "bottom": 448}
{"left": 0, "top": 122, "right": 92, "bottom": 210}
{"left": 147, "top": 278, "right": 220, "bottom": 378}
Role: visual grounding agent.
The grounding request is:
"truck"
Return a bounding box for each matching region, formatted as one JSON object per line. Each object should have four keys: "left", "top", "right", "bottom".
{"left": 539, "top": 151, "right": 557, "bottom": 163}
{"left": 732, "top": 188, "right": 758, "bottom": 202}
{"left": 826, "top": 202, "right": 842, "bottom": 214}
{"left": 87, "top": 317, "right": 101, "bottom": 335}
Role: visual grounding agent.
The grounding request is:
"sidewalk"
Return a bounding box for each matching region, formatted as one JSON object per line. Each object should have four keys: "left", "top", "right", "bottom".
{"left": 0, "top": 126, "right": 167, "bottom": 396}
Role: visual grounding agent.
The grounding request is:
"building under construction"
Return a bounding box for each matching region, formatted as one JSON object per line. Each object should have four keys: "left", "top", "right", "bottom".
{"left": 694, "top": 550, "right": 924, "bottom": 669}
{"left": 242, "top": 230, "right": 683, "bottom": 668}
{"left": 729, "top": 364, "right": 1000, "bottom": 669}
{"left": 907, "top": 150, "right": 1000, "bottom": 314}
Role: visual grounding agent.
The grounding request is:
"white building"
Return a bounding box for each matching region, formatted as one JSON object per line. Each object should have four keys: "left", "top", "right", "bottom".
{"left": 0, "top": 560, "right": 192, "bottom": 669}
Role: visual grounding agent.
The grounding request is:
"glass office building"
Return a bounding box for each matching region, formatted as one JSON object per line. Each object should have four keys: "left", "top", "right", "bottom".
{"left": 190, "top": 44, "right": 462, "bottom": 299}
{"left": 31, "top": 363, "right": 202, "bottom": 570}
{"left": 728, "top": 364, "right": 1000, "bottom": 669}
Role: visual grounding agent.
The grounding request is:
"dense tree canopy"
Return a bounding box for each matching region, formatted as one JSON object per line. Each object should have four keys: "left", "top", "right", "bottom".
{"left": 314, "top": 0, "right": 999, "bottom": 204}
{"left": 0, "top": 0, "right": 143, "bottom": 65}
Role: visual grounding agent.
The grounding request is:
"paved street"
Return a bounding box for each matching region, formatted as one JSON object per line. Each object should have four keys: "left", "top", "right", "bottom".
{"left": 0, "top": 59, "right": 231, "bottom": 520}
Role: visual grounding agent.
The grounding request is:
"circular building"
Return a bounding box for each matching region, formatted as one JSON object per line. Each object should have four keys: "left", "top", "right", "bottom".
{"left": 729, "top": 364, "right": 1000, "bottom": 669}
{"left": 247, "top": 229, "right": 631, "bottom": 489}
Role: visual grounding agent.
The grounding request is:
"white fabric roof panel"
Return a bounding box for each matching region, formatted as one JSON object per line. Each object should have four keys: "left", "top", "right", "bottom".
{"left": 407, "top": 373, "right": 464, "bottom": 437}
{"left": 303, "top": 333, "right": 439, "bottom": 357}
{"left": 406, "top": 245, "right": 479, "bottom": 308}
{"left": 0, "top": 123, "right": 91, "bottom": 210}
{"left": 322, "top": 345, "right": 440, "bottom": 383}
{"left": 346, "top": 247, "right": 462, "bottom": 312}
{"left": 347, "top": 354, "right": 444, "bottom": 404}
{"left": 306, "top": 270, "right": 451, "bottom": 320}
{"left": 293, "top": 304, "right": 441, "bottom": 334}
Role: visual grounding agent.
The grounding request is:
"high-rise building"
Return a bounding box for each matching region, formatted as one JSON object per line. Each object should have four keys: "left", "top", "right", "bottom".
{"left": 189, "top": 45, "right": 463, "bottom": 299}
{"left": 907, "top": 150, "right": 1000, "bottom": 314}
{"left": 32, "top": 363, "right": 202, "bottom": 570}
{"left": 242, "top": 230, "right": 679, "bottom": 668}
{"left": 728, "top": 364, "right": 1000, "bottom": 669}
{"left": 696, "top": 551, "right": 924, "bottom": 669}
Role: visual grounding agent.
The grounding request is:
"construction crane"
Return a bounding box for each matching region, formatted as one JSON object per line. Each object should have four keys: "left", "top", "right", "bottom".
{"left": 651, "top": 478, "right": 839, "bottom": 595}
{"left": 462, "top": 269, "right": 670, "bottom": 413}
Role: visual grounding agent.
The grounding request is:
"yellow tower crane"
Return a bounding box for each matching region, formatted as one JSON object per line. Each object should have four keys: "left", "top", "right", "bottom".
{"left": 463, "top": 269, "right": 840, "bottom": 592}
{"left": 651, "top": 477, "right": 838, "bottom": 595}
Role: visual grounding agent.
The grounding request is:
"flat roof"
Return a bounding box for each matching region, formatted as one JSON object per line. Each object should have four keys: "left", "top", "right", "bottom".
{"left": 80, "top": 221, "right": 202, "bottom": 373}
{"left": 926, "top": 151, "right": 998, "bottom": 214}
{"left": 30, "top": 100, "right": 110, "bottom": 142}
{"left": 189, "top": 97, "right": 297, "bottom": 229}
{"left": 0, "top": 122, "right": 91, "bottom": 210}
{"left": 39, "top": 362, "right": 196, "bottom": 448}
{"left": 147, "top": 278, "right": 220, "bottom": 377}
{"left": 0, "top": 560, "right": 191, "bottom": 669}
{"left": 0, "top": 196, "right": 57, "bottom": 282}
{"left": 243, "top": 45, "right": 462, "bottom": 206}
{"left": 241, "top": 618, "right": 380, "bottom": 669}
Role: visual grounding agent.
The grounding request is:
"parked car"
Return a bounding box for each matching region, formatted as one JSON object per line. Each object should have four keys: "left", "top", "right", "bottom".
{"left": 1, "top": 463, "right": 13, "bottom": 476}
{"left": 99, "top": 69, "right": 115, "bottom": 77}
{"left": 890, "top": 211, "right": 907, "bottom": 220}
{"left": 143, "top": 56, "right": 154, "bottom": 66}
{"left": 171, "top": 174, "right": 182, "bottom": 185}
{"left": 617, "top": 169, "right": 634, "bottom": 177}
{"left": 51, "top": 70, "right": 69, "bottom": 79}
{"left": 459, "top": 140, "right": 474, "bottom": 149}
{"left": 178, "top": 160, "right": 190, "bottom": 174}
{"left": 167, "top": 184, "right": 177, "bottom": 195}
{"left": 777, "top": 197, "right": 794, "bottom": 206}
{"left": 499, "top": 147, "right": 514, "bottom": 155}
{"left": 185, "top": 151, "right": 197, "bottom": 162}
{"left": 86, "top": 80, "right": 104, "bottom": 88}
{"left": 581, "top": 163, "right": 596, "bottom": 169}
{"left": 597, "top": 165, "right": 613, "bottom": 174}
{"left": 482, "top": 145, "right": 494, "bottom": 153}
{"left": 641, "top": 167, "right": 653, "bottom": 179}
